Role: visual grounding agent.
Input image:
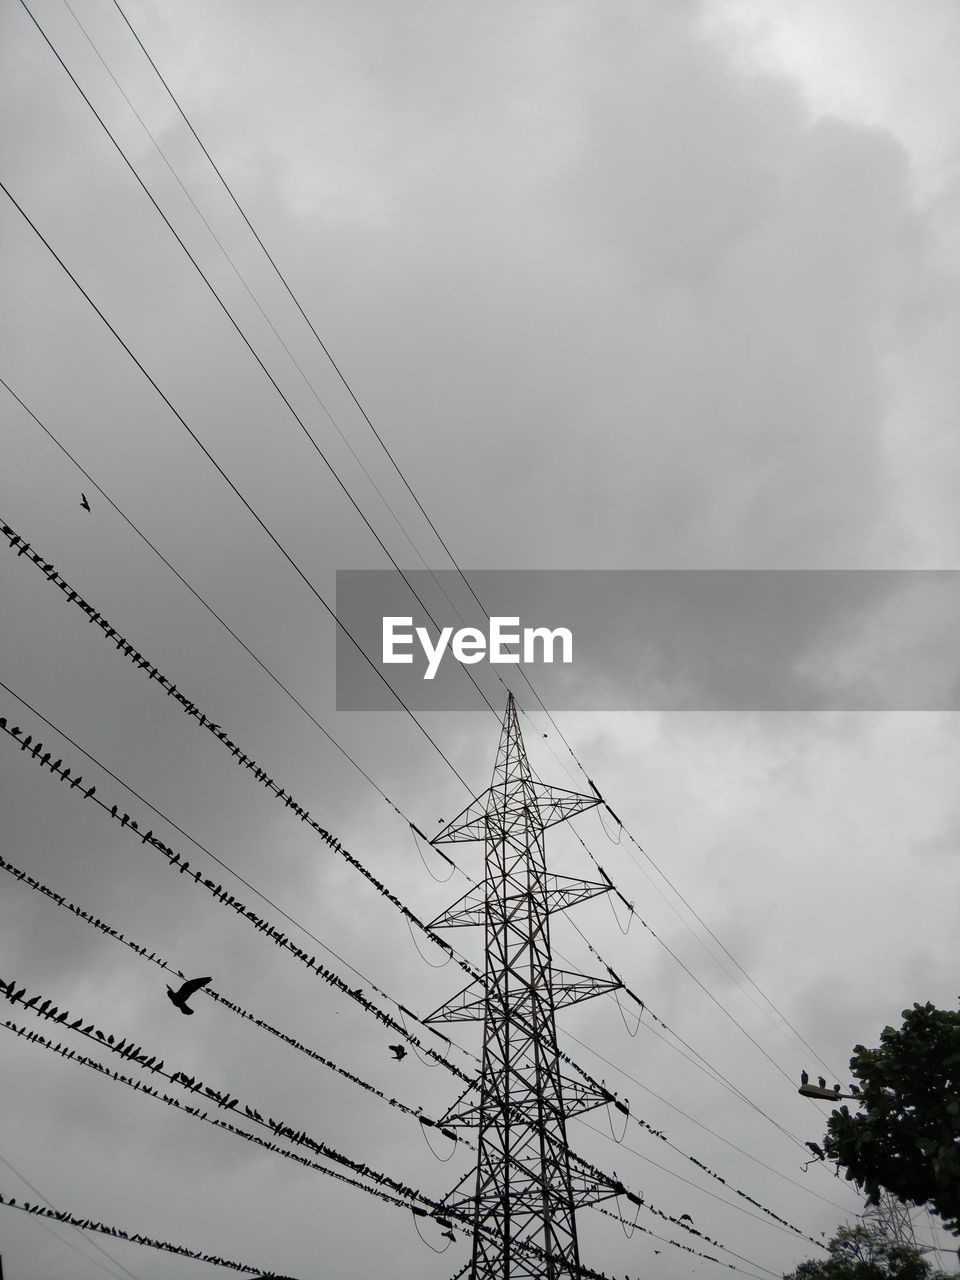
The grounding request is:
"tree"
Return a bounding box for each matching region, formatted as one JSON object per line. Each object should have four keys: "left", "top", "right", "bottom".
{"left": 824, "top": 1002, "right": 960, "bottom": 1234}
{"left": 784, "top": 1224, "right": 944, "bottom": 1280}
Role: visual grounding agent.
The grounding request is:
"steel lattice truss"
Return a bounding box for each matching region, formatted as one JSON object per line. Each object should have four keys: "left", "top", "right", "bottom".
{"left": 427, "top": 695, "right": 619, "bottom": 1278}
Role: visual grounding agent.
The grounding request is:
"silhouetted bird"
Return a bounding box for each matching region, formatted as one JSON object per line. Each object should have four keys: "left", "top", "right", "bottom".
{"left": 81, "top": 493, "right": 91, "bottom": 512}
{"left": 166, "top": 976, "right": 211, "bottom": 1014}
{"left": 388, "top": 1043, "right": 407, "bottom": 1061}
{"left": 833, "top": 1084, "right": 841, "bottom": 1095}
{"left": 679, "top": 1213, "right": 693, "bottom": 1222}
{"left": 805, "top": 1141, "right": 824, "bottom": 1160}
{"left": 800, "top": 1070, "right": 809, "bottom": 1085}
{"left": 817, "top": 1077, "right": 827, "bottom": 1089}
{"left": 850, "top": 1084, "right": 861, "bottom": 1097}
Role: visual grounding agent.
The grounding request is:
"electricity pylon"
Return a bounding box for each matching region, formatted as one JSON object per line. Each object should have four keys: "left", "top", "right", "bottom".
{"left": 426, "top": 693, "right": 621, "bottom": 1278}
{"left": 863, "top": 1189, "right": 925, "bottom": 1253}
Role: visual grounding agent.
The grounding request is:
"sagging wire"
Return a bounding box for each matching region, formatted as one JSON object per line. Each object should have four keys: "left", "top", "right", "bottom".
{"left": 411, "top": 824, "right": 457, "bottom": 884}
{"left": 614, "top": 1189, "right": 643, "bottom": 1239}
{"left": 418, "top": 1120, "right": 459, "bottom": 1163}
{"left": 606, "top": 1095, "right": 630, "bottom": 1144}
{"left": 405, "top": 914, "right": 453, "bottom": 969}
{"left": 613, "top": 987, "right": 642, "bottom": 1040}
{"left": 597, "top": 804, "right": 623, "bottom": 845}
{"left": 607, "top": 889, "right": 633, "bottom": 935}
{"left": 398, "top": 1007, "right": 452, "bottom": 1070}
{"left": 410, "top": 1207, "right": 455, "bottom": 1254}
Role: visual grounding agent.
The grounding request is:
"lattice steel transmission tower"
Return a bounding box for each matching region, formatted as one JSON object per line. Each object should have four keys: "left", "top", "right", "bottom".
{"left": 863, "top": 1189, "right": 925, "bottom": 1253}
{"left": 426, "top": 693, "right": 621, "bottom": 1278}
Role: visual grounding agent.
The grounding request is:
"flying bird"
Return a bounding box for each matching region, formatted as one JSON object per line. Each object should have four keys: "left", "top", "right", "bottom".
{"left": 388, "top": 1043, "right": 407, "bottom": 1061}
{"left": 817, "top": 1077, "right": 827, "bottom": 1089}
{"left": 166, "top": 976, "right": 212, "bottom": 1014}
{"left": 80, "top": 493, "right": 91, "bottom": 512}
{"left": 678, "top": 1213, "right": 693, "bottom": 1222}
{"left": 800, "top": 1070, "right": 809, "bottom": 1085}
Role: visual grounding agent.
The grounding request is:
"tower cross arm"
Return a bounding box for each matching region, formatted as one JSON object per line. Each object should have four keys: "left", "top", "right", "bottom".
{"left": 532, "top": 784, "right": 601, "bottom": 830}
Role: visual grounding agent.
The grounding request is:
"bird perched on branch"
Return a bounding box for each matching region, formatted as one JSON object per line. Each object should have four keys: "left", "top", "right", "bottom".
{"left": 388, "top": 1043, "right": 407, "bottom": 1061}
{"left": 817, "top": 1076, "right": 827, "bottom": 1089}
{"left": 800, "top": 1070, "right": 809, "bottom": 1085}
{"left": 166, "top": 976, "right": 211, "bottom": 1014}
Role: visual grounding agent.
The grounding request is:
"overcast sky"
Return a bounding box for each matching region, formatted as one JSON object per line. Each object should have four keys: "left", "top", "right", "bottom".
{"left": 2, "top": 2, "right": 959, "bottom": 1278}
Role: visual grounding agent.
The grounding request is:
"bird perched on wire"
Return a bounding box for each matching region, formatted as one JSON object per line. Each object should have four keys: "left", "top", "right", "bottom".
{"left": 388, "top": 1043, "right": 407, "bottom": 1061}
{"left": 166, "top": 976, "right": 212, "bottom": 1014}
{"left": 817, "top": 1076, "right": 827, "bottom": 1089}
{"left": 800, "top": 1070, "right": 809, "bottom": 1085}
{"left": 80, "top": 493, "right": 91, "bottom": 512}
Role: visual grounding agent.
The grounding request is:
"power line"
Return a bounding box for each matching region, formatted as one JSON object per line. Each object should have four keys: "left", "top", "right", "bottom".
{"left": 61, "top": 0, "right": 466, "bottom": 624}
{"left": 0, "top": 521, "right": 834, "bottom": 1166}
{"left": 0, "top": 1150, "right": 141, "bottom": 1280}
{"left": 0, "top": 683, "right": 842, "bottom": 1235}
{"left": 0, "top": 976, "right": 452, "bottom": 1210}
{"left": 0, "top": 702, "right": 474, "bottom": 1084}
{"left": 1, "top": 981, "right": 761, "bottom": 1280}
{"left": 1, "top": 499, "right": 838, "bottom": 1192}
{"left": 557, "top": 1024, "right": 853, "bottom": 1216}
{"left": 0, "top": 174, "right": 471, "bottom": 788}
{"left": 0, "top": 1187, "right": 294, "bottom": 1276}
{"left": 0, "top": 848, "right": 461, "bottom": 1139}
{"left": 104, "top": 0, "right": 843, "bottom": 1091}
{"left": 0, "top": 600, "right": 829, "bottom": 1231}
{"left": 0, "top": 518, "right": 462, "bottom": 922}
{"left": 18, "top": 0, "right": 838, "bottom": 1106}
{"left": 0, "top": 375, "right": 429, "bottom": 835}
{"left": 18, "top": 0, "right": 500, "bottom": 726}
{"left": 1, "top": 513, "right": 842, "bottom": 1224}
{"left": 571, "top": 1115, "right": 823, "bottom": 1249}
{"left": 1, "top": 842, "right": 829, "bottom": 1259}
{"left": 109, "top": 0, "right": 480, "bottom": 614}
{"left": 0, "top": 1014, "right": 644, "bottom": 1280}
{"left": 1, "top": 640, "right": 839, "bottom": 1249}
{"left": 0, "top": 1017, "right": 462, "bottom": 1236}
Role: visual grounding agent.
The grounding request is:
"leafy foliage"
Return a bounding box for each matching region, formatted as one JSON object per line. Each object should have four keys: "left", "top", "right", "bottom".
{"left": 784, "top": 1224, "right": 943, "bottom": 1280}
{"left": 824, "top": 1002, "right": 960, "bottom": 1233}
